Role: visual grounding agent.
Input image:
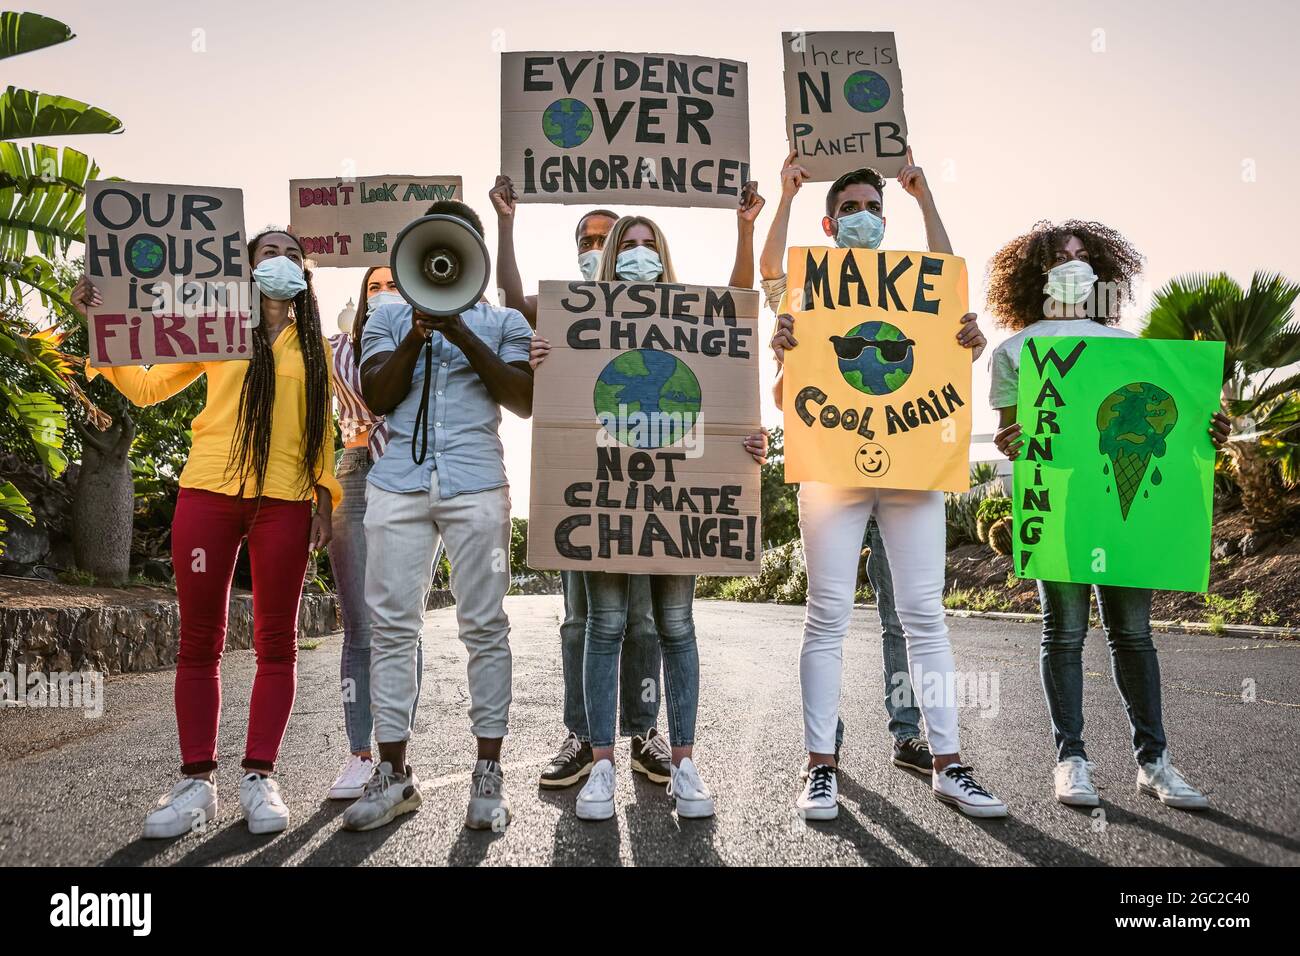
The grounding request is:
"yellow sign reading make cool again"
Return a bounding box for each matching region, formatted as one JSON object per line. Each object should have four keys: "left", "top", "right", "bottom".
{"left": 781, "top": 247, "right": 971, "bottom": 493}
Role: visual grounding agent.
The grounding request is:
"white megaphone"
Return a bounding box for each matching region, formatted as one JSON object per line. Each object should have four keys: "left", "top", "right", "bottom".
{"left": 390, "top": 214, "right": 491, "bottom": 316}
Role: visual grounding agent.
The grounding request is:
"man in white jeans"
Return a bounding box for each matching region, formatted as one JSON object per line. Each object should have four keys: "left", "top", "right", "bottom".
{"left": 762, "top": 150, "right": 1008, "bottom": 820}
{"left": 341, "top": 199, "right": 535, "bottom": 832}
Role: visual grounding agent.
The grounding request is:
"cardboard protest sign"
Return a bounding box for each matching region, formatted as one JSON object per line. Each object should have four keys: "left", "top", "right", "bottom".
{"left": 781, "top": 247, "right": 971, "bottom": 492}
{"left": 501, "top": 51, "right": 750, "bottom": 208}
{"left": 288, "top": 174, "right": 463, "bottom": 267}
{"left": 84, "top": 181, "right": 251, "bottom": 367}
{"left": 782, "top": 31, "right": 908, "bottom": 180}
{"left": 529, "top": 281, "right": 762, "bottom": 574}
{"left": 1013, "top": 337, "right": 1224, "bottom": 592}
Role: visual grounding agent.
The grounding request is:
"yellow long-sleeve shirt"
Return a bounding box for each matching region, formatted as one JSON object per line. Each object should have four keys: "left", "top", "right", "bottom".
{"left": 87, "top": 320, "right": 343, "bottom": 507}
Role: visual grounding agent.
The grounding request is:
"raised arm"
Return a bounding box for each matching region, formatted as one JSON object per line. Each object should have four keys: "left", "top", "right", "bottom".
{"left": 727, "top": 181, "right": 765, "bottom": 288}
{"left": 897, "top": 147, "right": 952, "bottom": 256}
{"left": 71, "top": 276, "right": 204, "bottom": 404}
{"left": 490, "top": 174, "right": 538, "bottom": 327}
{"left": 760, "top": 150, "right": 807, "bottom": 281}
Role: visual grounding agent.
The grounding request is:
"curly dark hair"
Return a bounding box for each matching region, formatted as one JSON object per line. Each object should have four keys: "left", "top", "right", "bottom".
{"left": 984, "top": 220, "right": 1144, "bottom": 330}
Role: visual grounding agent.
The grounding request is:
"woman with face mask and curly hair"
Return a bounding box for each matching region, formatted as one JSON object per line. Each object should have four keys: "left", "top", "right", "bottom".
{"left": 986, "top": 220, "right": 1231, "bottom": 811}
{"left": 71, "top": 228, "right": 342, "bottom": 839}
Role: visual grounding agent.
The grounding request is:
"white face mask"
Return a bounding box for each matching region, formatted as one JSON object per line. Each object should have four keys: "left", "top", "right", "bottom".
{"left": 1044, "top": 259, "right": 1097, "bottom": 305}
{"left": 615, "top": 245, "right": 663, "bottom": 283}
{"left": 367, "top": 291, "right": 405, "bottom": 313}
{"left": 578, "top": 250, "right": 601, "bottom": 280}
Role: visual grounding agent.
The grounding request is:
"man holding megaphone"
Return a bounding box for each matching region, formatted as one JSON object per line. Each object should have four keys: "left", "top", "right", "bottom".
{"left": 341, "top": 199, "right": 535, "bottom": 833}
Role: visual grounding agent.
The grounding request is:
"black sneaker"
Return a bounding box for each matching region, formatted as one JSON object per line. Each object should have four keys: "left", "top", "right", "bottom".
{"left": 630, "top": 728, "right": 671, "bottom": 784}
{"left": 539, "top": 733, "right": 593, "bottom": 789}
{"left": 892, "top": 736, "right": 933, "bottom": 773}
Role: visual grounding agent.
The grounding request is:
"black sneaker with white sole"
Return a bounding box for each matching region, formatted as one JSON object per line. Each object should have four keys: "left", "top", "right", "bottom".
{"left": 631, "top": 727, "right": 671, "bottom": 784}
{"left": 892, "top": 736, "right": 933, "bottom": 773}
{"left": 539, "top": 733, "right": 594, "bottom": 789}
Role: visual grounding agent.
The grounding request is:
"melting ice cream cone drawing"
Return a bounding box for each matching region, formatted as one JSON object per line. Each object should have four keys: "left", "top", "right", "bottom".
{"left": 1096, "top": 382, "right": 1178, "bottom": 520}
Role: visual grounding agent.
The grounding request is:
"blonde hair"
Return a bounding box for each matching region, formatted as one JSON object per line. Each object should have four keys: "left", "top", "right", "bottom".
{"left": 596, "top": 215, "right": 678, "bottom": 283}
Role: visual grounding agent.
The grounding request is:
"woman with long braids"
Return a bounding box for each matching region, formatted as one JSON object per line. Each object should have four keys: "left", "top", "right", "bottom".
{"left": 71, "top": 228, "right": 342, "bottom": 838}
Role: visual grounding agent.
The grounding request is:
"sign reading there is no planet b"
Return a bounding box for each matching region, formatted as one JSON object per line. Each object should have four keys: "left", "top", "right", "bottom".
{"left": 782, "top": 31, "right": 909, "bottom": 180}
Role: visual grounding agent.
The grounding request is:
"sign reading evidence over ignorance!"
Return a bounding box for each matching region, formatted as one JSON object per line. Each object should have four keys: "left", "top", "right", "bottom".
{"left": 501, "top": 51, "right": 750, "bottom": 208}
{"left": 528, "top": 280, "right": 762, "bottom": 574}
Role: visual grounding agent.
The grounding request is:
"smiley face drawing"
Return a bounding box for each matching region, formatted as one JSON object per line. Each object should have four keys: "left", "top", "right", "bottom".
{"left": 854, "top": 442, "right": 890, "bottom": 479}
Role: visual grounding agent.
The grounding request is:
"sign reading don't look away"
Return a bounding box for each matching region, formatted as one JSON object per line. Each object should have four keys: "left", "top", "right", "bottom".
{"left": 501, "top": 51, "right": 750, "bottom": 208}
{"left": 529, "top": 281, "right": 761, "bottom": 574}
{"left": 84, "top": 181, "right": 251, "bottom": 367}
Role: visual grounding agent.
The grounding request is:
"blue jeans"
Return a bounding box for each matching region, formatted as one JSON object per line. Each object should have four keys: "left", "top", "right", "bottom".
{"left": 584, "top": 572, "right": 698, "bottom": 749}
{"left": 835, "top": 518, "right": 921, "bottom": 749}
{"left": 327, "top": 447, "right": 422, "bottom": 753}
{"left": 560, "top": 570, "right": 661, "bottom": 740}
{"left": 1037, "top": 580, "right": 1167, "bottom": 766}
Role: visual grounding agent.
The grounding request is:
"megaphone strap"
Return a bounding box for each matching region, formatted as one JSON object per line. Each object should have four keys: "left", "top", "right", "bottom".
{"left": 412, "top": 339, "right": 433, "bottom": 465}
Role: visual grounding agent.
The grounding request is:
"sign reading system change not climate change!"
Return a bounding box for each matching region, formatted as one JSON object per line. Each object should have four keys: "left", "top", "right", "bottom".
{"left": 529, "top": 280, "right": 762, "bottom": 574}
{"left": 501, "top": 51, "right": 750, "bottom": 208}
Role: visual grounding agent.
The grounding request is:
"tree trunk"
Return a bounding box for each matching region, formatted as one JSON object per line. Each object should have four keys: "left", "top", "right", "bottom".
{"left": 1228, "top": 439, "right": 1288, "bottom": 532}
{"left": 73, "top": 413, "right": 136, "bottom": 585}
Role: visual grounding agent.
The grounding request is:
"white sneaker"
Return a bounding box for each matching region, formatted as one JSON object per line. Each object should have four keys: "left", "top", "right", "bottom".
{"left": 328, "top": 754, "right": 374, "bottom": 800}
{"left": 796, "top": 764, "right": 839, "bottom": 821}
{"left": 668, "top": 757, "right": 715, "bottom": 819}
{"left": 1054, "top": 756, "right": 1100, "bottom": 807}
{"left": 240, "top": 773, "right": 290, "bottom": 834}
{"left": 576, "top": 759, "right": 616, "bottom": 821}
{"left": 1137, "top": 753, "right": 1209, "bottom": 810}
{"left": 933, "top": 763, "right": 1008, "bottom": 818}
{"left": 142, "top": 777, "right": 218, "bottom": 839}
{"left": 466, "top": 759, "right": 512, "bottom": 831}
{"left": 341, "top": 761, "right": 423, "bottom": 831}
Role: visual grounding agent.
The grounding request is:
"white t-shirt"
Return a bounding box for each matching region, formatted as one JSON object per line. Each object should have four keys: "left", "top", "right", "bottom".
{"left": 987, "top": 319, "right": 1134, "bottom": 409}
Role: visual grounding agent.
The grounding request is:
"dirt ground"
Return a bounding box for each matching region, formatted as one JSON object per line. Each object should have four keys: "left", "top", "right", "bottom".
{"left": 945, "top": 492, "right": 1300, "bottom": 628}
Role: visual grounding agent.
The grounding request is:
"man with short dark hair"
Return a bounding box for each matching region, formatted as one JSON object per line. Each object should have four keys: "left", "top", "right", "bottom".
{"left": 342, "top": 199, "right": 535, "bottom": 832}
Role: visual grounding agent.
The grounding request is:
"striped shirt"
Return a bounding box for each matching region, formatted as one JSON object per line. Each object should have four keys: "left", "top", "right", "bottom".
{"left": 329, "top": 332, "right": 389, "bottom": 460}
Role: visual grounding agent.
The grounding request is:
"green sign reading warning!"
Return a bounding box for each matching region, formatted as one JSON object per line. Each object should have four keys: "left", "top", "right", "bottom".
{"left": 1013, "top": 337, "right": 1225, "bottom": 593}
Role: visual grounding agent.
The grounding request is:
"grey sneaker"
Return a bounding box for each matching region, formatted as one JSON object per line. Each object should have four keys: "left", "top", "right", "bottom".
{"left": 466, "top": 759, "right": 512, "bottom": 831}
{"left": 340, "top": 761, "right": 422, "bottom": 832}
{"left": 1137, "top": 752, "right": 1208, "bottom": 810}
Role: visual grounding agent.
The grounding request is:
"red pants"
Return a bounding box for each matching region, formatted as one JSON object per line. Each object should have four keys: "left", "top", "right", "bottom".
{"left": 171, "top": 488, "right": 312, "bottom": 774}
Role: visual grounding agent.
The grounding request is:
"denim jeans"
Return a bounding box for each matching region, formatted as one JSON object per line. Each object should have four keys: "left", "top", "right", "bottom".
{"left": 327, "top": 447, "right": 423, "bottom": 753}
{"left": 560, "top": 570, "right": 661, "bottom": 740}
{"left": 583, "top": 572, "right": 698, "bottom": 749}
{"left": 1037, "top": 580, "right": 1167, "bottom": 766}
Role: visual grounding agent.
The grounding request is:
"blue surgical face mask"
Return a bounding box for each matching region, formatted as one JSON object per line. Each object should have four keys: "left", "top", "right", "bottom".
{"left": 578, "top": 250, "right": 602, "bottom": 280}
{"left": 252, "top": 255, "right": 307, "bottom": 301}
{"left": 367, "top": 291, "right": 405, "bottom": 313}
{"left": 833, "top": 209, "right": 885, "bottom": 250}
{"left": 1044, "top": 259, "right": 1097, "bottom": 305}
{"left": 615, "top": 246, "right": 663, "bottom": 283}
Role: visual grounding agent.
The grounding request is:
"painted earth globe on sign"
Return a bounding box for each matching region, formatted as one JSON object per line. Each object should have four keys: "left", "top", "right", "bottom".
{"left": 542, "top": 98, "right": 594, "bottom": 148}
{"left": 831, "top": 320, "right": 914, "bottom": 396}
{"left": 843, "top": 70, "right": 891, "bottom": 113}
{"left": 127, "top": 235, "right": 166, "bottom": 277}
{"left": 593, "top": 349, "right": 702, "bottom": 449}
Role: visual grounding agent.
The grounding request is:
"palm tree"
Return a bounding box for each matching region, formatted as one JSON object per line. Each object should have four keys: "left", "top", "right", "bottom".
{"left": 1142, "top": 271, "right": 1300, "bottom": 532}
{"left": 0, "top": 11, "right": 119, "bottom": 558}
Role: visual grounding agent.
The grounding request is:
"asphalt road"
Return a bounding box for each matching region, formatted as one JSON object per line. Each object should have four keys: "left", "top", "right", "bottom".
{"left": 1, "top": 596, "right": 1296, "bottom": 866}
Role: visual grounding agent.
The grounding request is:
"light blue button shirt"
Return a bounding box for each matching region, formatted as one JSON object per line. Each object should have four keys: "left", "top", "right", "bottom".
{"left": 360, "top": 300, "right": 533, "bottom": 498}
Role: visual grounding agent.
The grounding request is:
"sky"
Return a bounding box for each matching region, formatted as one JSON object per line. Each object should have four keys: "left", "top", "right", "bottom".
{"left": 18, "top": 0, "right": 1300, "bottom": 515}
